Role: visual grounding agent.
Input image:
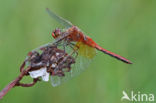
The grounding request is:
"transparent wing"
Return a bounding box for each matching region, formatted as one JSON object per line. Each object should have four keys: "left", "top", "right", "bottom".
{"left": 46, "top": 8, "right": 73, "bottom": 28}
{"left": 51, "top": 42, "right": 96, "bottom": 87}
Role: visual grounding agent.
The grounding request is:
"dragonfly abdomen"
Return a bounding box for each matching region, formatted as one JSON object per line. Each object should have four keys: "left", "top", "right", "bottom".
{"left": 95, "top": 45, "right": 132, "bottom": 64}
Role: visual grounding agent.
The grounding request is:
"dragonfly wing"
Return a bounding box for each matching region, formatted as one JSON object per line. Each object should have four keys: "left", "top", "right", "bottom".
{"left": 50, "top": 42, "right": 96, "bottom": 87}
{"left": 71, "top": 53, "right": 93, "bottom": 77}
{"left": 51, "top": 70, "right": 72, "bottom": 87}
{"left": 46, "top": 8, "right": 73, "bottom": 28}
{"left": 50, "top": 54, "right": 93, "bottom": 87}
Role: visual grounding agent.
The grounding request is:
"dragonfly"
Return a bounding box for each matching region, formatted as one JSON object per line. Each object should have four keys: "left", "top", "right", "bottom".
{"left": 47, "top": 8, "right": 132, "bottom": 64}
{"left": 45, "top": 8, "right": 132, "bottom": 86}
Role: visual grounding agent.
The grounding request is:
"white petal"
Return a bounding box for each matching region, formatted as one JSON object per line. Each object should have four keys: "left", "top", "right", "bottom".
{"left": 29, "top": 67, "right": 49, "bottom": 82}
{"left": 41, "top": 72, "right": 49, "bottom": 82}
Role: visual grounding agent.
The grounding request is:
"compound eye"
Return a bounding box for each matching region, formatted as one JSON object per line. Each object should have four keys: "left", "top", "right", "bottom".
{"left": 52, "top": 32, "right": 56, "bottom": 38}
{"left": 52, "top": 29, "right": 61, "bottom": 38}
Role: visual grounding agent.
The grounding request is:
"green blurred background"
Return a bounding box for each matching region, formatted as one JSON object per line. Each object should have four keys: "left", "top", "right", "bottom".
{"left": 0, "top": 0, "right": 156, "bottom": 103}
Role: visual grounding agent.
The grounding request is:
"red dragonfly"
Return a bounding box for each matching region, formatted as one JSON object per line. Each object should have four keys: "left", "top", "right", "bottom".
{"left": 46, "top": 8, "right": 132, "bottom": 86}
{"left": 47, "top": 8, "right": 132, "bottom": 64}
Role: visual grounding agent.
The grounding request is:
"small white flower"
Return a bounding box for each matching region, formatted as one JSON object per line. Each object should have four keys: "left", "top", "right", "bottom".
{"left": 29, "top": 67, "right": 49, "bottom": 82}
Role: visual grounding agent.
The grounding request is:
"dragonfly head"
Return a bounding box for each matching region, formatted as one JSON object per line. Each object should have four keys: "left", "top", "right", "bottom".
{"left": 52, "top": 29, "right": 61, "bottom": 39}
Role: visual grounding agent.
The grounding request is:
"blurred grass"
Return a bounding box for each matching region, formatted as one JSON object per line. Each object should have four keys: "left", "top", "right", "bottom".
{"left": 0, "top": 0, "right": 156, "bottom": 103}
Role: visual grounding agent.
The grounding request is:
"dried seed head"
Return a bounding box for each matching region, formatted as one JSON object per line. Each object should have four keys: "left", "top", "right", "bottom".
{"left": 24, "top": 45, "right": 75, "bottom": 81}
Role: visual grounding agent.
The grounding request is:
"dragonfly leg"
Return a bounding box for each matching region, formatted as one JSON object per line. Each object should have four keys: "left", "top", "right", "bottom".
{"left": 70, "top": 42, "right": 79, "bottom": 49}
{"left": 68, "top": 43, "right": 79, "bottom": 59}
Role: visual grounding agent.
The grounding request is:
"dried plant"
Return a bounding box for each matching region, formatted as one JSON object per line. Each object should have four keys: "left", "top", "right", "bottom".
{"left": 0, "top": 44, "right": 75, "bottom": 100}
